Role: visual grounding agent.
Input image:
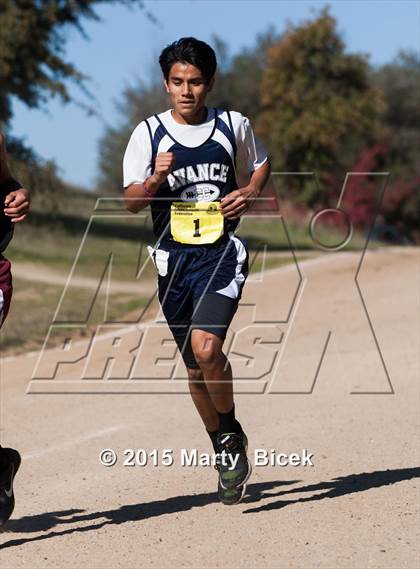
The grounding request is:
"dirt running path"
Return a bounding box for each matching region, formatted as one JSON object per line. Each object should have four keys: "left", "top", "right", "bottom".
{"left": 11, "top": 251, "right": 319, "bottom": 292}
{"left": 10, "top": 262, "right": 155, "bottom": 295}
{"left": 0, "top": 247, "right": 419, "bottom": 568}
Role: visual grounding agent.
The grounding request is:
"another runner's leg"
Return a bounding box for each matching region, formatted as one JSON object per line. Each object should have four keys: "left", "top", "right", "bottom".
{"left": 0, "top": 255, "right": 21, "bottom": 526}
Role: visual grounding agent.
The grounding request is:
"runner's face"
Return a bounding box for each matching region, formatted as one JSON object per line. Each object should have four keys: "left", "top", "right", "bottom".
{"left": 165, "top": 62, "right": 213, "bottom": 122}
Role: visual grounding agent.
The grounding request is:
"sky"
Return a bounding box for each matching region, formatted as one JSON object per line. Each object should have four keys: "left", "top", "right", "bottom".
{"left": 9, "top": 0, "right": 420, "bottom": 189}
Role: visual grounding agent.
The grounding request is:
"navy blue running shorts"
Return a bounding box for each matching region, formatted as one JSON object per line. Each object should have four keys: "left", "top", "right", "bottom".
{"left": 149, "top": 233, "right": 249, "bottom": 369}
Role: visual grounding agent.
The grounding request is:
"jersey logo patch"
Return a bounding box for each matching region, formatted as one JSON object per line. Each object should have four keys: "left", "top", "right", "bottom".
{"left": 180, "top": 183, "right": 220, "bottom": 202}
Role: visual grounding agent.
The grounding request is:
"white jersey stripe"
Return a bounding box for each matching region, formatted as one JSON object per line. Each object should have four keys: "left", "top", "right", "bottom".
{"left": 157, "top": 134, "right": 176, "bottom": 154}
{"left": 148, "top": 115, "right": 160, "bottom": 138}
{"left": 211, "top": 128, "right": 239, "bottom": 185}
{"left": 212, "top": 128, "right": 234, "bottom": 161}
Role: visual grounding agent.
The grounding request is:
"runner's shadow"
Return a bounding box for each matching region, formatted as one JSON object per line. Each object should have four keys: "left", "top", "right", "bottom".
{"left": 4, "top": 509, "right": 85, "bottom": 533}
{"left": 243, "top": 467, "right": 420, "bottom": 514}
{"left": 242, "top": 479, "right": 300, "bottom": 505}
{"left": 0, "top": 479, "right": 295, "bottom": 549}
{"left": 1, "top": 467, "right": 418, "bottom": 548}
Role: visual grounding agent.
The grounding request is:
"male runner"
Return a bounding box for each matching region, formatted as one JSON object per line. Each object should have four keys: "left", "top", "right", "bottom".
{"left": 123, "top": 37, "right": 270, "bottom": 505}
{"left": 0, "top": 132, "right": 31, "bottom": 525}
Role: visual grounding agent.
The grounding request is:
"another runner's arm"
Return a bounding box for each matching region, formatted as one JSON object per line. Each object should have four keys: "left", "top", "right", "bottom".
{"left": 0, "top": 133, "right": 30, "bottom": 223}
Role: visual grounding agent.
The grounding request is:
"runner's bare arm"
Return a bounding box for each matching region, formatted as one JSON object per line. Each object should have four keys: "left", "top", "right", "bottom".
{"left": 0, "top": 133, "right": 30, "bottom": 223}
{"left": 220, "top": 158, "right": 271, "bottom": 220}
{"left": 125, "top": 152, "right": 176, "bottom": 213}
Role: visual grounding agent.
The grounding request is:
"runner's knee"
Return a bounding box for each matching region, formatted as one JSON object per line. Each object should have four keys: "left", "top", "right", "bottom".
{"left": 191, "top": 331, "right": 223, "bottom": 367}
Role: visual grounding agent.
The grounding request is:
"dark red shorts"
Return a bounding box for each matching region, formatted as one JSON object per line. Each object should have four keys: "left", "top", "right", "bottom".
{"left": 0, "top": 254, "right": 12, "bottom": 328}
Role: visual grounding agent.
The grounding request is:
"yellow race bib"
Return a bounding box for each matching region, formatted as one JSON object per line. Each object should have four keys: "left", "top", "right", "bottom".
{"left": 170, "top": 201, "right": 224, "bottom": 245}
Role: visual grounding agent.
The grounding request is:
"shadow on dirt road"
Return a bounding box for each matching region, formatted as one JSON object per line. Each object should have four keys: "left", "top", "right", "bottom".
{"left": 1, "top": 467, "right": 419, "bottom": 549}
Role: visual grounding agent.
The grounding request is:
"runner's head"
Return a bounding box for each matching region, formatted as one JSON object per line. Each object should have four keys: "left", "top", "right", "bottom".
{"left": 159, "top": 37, "right": 217, "bottom": 122}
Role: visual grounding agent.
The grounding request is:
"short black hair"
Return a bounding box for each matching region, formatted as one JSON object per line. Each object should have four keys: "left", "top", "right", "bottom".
{"left": 159, "top": 37, "right": 217, "bottom": 84}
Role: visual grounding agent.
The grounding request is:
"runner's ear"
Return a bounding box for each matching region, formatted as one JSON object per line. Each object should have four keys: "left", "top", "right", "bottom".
{"left": 207, "top": 76, "right": 214, "bottom": 93}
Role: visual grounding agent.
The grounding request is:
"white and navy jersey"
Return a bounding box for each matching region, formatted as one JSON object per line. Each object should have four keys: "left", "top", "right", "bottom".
{"left": 123, "top": 107, "right": 268, "bottom": 243}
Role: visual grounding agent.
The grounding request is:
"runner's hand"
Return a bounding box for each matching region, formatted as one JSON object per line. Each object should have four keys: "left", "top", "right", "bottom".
{"left": 4, "top": 187, "right": 30, "bottom": 223}
{"left": 152, "top": 152, "right": 176, "bottom": 184}
{"left": 220, "top": 186, "right": 257, "bottom": 220}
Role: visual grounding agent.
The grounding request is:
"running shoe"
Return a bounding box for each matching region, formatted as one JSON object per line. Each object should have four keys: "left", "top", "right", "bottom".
{"left": 214, "top": 453, "right": 247, "bottom": 505}
{"left": 0, "top": 447, "right": 21, "bottom": 526}
{"left": 217, "top": 478, "right": 246, "bottom": 505}
{"left": 216, "top": 431, "right": 252, "bottom": 490}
